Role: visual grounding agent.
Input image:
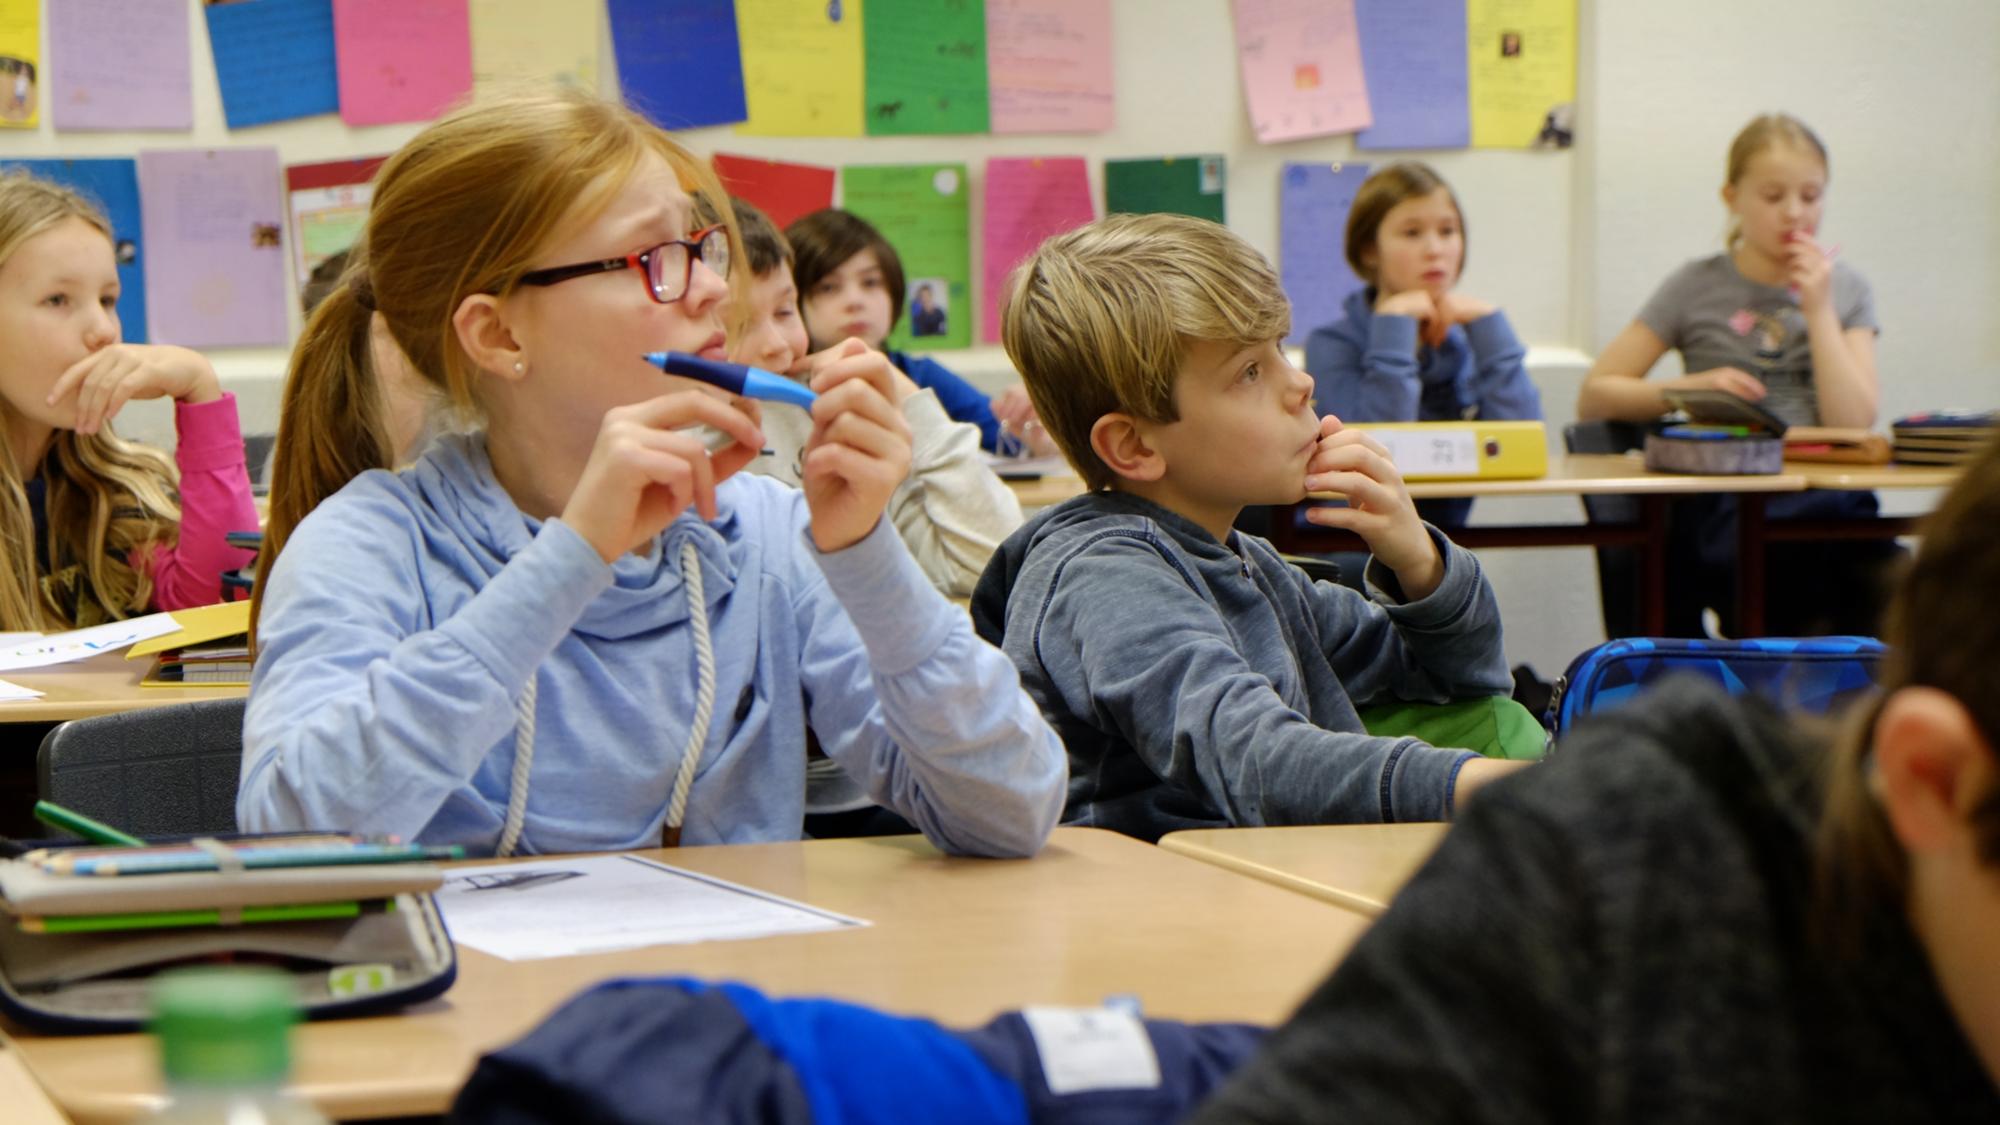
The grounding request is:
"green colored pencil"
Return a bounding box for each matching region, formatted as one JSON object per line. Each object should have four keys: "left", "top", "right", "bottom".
{"left": 32, "top": 801, "right": 144, "bottom": 848}
{"left": 18, "top": 899, "right": 393, "bottom": 935}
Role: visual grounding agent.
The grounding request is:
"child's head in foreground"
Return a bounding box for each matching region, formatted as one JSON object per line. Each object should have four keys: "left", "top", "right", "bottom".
{"left": 1002, "top": 212, "right": 1315, "bottom": 506}
{"left": 1820, "top": 435, "right": 2000, "bottom": 970}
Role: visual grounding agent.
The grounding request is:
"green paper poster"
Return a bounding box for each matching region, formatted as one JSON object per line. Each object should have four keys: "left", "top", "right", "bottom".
{"left": 841, "top": 163, "right": 972, "bottom": 350}
{"left": 864, "top": 0, "right": 989, "bottom": 135}
{"left": 1103, "top": 155, "right": 1227, "bottom": 224}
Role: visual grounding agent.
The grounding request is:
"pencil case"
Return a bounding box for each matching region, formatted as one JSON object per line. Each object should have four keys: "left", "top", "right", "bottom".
{"left": 1549, "top": 635, "right": 1886, "bottom": 735}
{"left": 0, "top": 846, "right": 457, "bottom": 1033}
{"left": 1643, "top": 427, "right": 1783, "bottom": 474}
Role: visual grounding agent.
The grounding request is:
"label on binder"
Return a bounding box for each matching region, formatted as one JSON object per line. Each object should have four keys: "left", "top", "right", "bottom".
{"left": 1374, "top": 429, "right": 1479, "bottom": 475}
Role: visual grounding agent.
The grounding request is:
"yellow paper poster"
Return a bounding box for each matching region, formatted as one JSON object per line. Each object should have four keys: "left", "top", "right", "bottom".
{"left": 1467, "top": 0, "right": 1575, "bottom": 149}
{"left": 469, "top": 0, "right": 599, "bottom": 96}
{"left": 0, "top": 0, "right": 39, "bottom": 129}
{"left": 736, "top": 0, "right": 865, "bottom": 137}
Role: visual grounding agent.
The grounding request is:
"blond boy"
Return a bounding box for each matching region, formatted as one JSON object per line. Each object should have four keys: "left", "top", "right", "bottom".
{"left": 970, "top": 213, "right": 1521, "bottom": 841}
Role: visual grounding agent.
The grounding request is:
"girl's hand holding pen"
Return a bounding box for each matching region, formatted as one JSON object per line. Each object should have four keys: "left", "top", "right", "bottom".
{"left": 563, "top": 392, "right": 764, "bottom": 565}
{"left": 799, "top": 339, "right": 913, "bottom": 553}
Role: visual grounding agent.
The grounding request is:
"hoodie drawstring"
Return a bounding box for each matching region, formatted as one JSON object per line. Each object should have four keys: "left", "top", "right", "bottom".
{"left": 495, "top": 538, "right": 718, "bottom": 856}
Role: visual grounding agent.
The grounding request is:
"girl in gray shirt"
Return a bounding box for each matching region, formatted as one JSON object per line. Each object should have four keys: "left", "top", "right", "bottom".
{"left": 1574, "top": 113, "right": 1896, "bottom": 637}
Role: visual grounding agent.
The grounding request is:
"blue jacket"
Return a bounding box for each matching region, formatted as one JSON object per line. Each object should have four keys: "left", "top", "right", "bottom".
{"left": 240, "top": 434, "right": 1066, "bottom": 857}
{"left": 891, "top": 350, "right": 1005, "bottom": 453}
{"left": 972, "top": 491, "right": 1512, "bottom": 842}
{"left": 449, "top": 976, "right": 1266, "bottom": 1125}
{"left": 1305, "top": 288, "right": 1541, "bottom": 426}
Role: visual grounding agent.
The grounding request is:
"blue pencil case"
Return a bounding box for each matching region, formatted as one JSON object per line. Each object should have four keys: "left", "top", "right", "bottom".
{"left": 1549, "top": 635, "right": 1886, "bottom": 735}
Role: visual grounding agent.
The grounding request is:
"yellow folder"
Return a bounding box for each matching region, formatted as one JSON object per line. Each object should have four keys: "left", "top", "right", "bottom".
{"left": 125, "top": 601, "right": 252, "bottom": 661}
{"left": 1346, "top": 421, "right": 1549, "bottom": 481}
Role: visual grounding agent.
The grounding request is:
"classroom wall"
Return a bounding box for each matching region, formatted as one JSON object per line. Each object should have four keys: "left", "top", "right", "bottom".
{"left": 13, "top": 0, "right": 1995, "bottom": 674}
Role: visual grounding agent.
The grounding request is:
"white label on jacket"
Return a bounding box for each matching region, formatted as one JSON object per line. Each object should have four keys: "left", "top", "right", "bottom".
{"left": 1020, "top": 1006, "right": 1162, "bottom": 1094}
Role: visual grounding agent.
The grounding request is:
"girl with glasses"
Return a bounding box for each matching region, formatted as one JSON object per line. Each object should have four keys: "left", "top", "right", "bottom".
{"left": 243, "top": 87, "right": 1065, "bottom": 858}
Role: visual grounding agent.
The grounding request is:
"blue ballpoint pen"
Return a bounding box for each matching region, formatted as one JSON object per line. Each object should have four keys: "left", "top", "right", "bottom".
{"left": 643, "top": 351, "right": 818, "bottom": 410}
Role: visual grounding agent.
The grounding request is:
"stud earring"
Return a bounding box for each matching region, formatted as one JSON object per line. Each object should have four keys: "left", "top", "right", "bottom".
{"left": 513, "top": 360, "right": 524, "bottom": 374}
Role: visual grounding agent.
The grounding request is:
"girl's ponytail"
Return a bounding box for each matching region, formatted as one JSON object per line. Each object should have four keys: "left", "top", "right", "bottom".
{"left": 252, "top": 266, "right": 391, "bottom": 637}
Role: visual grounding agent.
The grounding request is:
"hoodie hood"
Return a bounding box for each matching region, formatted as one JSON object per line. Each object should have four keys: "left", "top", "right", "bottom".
{"left": 411, "top": 433, "right": 743, "bottom": 642}
{"left": 971, "top": 491, "right": 1242, "bottom": 646}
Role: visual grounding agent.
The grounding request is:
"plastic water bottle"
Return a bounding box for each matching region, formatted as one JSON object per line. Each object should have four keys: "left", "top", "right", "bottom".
{"left": 140, "top": 967, "right": 329, "bottom": 1125}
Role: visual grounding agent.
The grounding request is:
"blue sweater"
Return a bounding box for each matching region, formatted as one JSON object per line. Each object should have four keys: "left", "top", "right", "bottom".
{"left": 240, "top": 434, "right": 1066, "bottom": 857}
{"left": 972, "top": 492, "right": 1512, "bottom": 842}
{"left": 1305, "top": 288, "right": 1541, "bottom": 426}
{"left": 890, "top": 351, "right": 1004, "bottom": 453}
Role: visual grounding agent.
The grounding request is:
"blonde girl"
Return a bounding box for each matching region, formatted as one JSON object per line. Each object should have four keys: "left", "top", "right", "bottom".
{"left": 1576, "top": 114, "right": 1894, "bottom": 637}
{"left": 0, "top": 173, "right": 256, "bottom": 630}
{"left": 241, "top": 88, "right": 1063, "bottom": 857}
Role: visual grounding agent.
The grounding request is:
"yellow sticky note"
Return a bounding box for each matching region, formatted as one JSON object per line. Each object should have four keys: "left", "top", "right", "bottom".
{"left": 0, "top": 0, "right": 39, "bottom": 130}
{"left": 736, "top": 0, "right": 865, "bottom": 137}
{"left": 1467, "top": 0, "right": 1576, "bottom": 149}
{"left": 469, "top": 0, "right": 599, "bottom": 96}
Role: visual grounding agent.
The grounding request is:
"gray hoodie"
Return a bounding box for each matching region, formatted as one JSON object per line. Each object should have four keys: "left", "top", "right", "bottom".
{"left": 972, "top": 491, "right": 1511, "bottom": 841}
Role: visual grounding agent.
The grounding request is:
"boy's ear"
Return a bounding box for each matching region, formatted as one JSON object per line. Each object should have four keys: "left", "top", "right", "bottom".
{"left": 1358, "top": 244, "right": 1378, "bottom": 275}
{"left": 1720, "top": 181, "right": 1739, "bottom": 212}
{"left": 1873, "top": 686, "right": 1996, "bottom": 853}
{"left": 1090, "top": 413, "right": 1166, "bottom": 483}
{"left": 453, "top": 293, "right": 526, "bottom": 382}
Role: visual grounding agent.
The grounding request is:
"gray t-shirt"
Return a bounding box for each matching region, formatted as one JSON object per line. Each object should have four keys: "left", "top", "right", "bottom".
{"left": 1638, "top": 252, "right": 1877, "bottom": 426}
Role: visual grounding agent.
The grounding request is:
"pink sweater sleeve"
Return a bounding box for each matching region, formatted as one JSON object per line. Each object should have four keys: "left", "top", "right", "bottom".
{"left": 140, "top": 392, "right": 260, "bottom": 611}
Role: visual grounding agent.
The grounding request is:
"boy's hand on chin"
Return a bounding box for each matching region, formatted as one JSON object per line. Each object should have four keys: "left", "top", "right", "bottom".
{"left": 1301, "top": 415, "right": 1445, "bottom": 600}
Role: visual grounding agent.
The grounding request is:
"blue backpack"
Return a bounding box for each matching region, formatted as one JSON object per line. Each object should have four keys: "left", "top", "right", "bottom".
{"left": 1549, "top": 636, "right": 1887, "bottom": 735}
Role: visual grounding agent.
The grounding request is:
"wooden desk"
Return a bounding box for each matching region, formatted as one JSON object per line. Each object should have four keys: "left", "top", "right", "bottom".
{"left": 1005, "top": 471, "right": 1089, "bottom": 510}
{"left": 9, "top": 827, "right": 1367, "bottom": 1123}
{"left": 1277, "top": 453, "right": 1810, "bottom": 635}
{"left": 0, "top": 649, "right": 244, "bottom": 725}
{"left": 0, "top": 1035, "right": 69, "bottom": 1125}
{"left": 1400, "top": 452, "right": 1806, "bottom": 500}
{"left": 1160, "top": 824, "right": 1448, "bottom": 917}
{"left": 1786, "top": 460, "right": 1960, "bottom": 492}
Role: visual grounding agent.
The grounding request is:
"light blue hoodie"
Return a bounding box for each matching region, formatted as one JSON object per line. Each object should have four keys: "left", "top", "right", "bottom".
{"left": 240, "top": 434, "right": 1066, "bottom": 858}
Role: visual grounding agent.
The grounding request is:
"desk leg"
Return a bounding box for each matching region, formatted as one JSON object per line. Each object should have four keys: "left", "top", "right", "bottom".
{"left": 1738, "top": 494, "right": 1767, "bottom": 637}
{"left": 1640, "top": 497, "right": 1667, "bottom": 636}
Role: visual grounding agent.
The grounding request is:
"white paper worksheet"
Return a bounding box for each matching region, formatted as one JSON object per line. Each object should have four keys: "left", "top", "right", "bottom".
{"left": 434, "top": 854, "right": 868, "bottom": 961}
{"left": 0, "top": 615, "right": 179, "bottom": 671}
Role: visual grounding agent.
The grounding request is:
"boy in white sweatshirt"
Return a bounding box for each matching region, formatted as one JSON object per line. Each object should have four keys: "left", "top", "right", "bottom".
{"left": 717, "top": 197, "right": 1023, "bottom": 598}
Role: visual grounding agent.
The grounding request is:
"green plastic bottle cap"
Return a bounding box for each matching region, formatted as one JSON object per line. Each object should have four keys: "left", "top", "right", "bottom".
{"left": 150, "top": 966, "right": 298, "bottom": 1086}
